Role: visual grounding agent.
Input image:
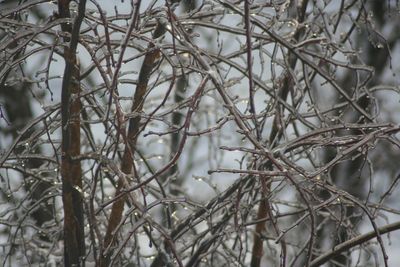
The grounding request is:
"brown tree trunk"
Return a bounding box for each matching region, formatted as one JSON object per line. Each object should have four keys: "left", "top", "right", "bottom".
{"left": 100, "top": 22, "right": 165, "bottom": 267}
{"left": 59, "top": 0, "right": 86, "bottom": 265}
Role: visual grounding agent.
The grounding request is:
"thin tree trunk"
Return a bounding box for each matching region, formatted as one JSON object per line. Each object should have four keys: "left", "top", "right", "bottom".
{"left": 250, "top": 1, "right": 309, "bottom": 264}
{"left": 59, "top": 0, "right": 87, "bottom": 265}
{"left": 100, "top": 22, "right": 166, "bottom": 267}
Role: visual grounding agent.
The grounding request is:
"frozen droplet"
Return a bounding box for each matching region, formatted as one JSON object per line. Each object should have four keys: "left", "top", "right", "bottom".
{"left": 74, "top": 185, "right": 83, "bottom": 194}
{"left": 193, "top": 175, "right": 203, "bottom": 181}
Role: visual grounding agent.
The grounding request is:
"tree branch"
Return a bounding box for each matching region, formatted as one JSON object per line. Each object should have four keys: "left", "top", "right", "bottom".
{"left": 310, "top": 221, "right": 400, "bottom": 267}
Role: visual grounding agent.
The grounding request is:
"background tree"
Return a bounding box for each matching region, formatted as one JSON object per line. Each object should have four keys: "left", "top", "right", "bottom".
{"left": 1, "top": 0, "right": 400, "bottom": 266}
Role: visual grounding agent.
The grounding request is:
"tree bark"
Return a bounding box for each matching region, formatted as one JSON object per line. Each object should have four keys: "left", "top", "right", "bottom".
{"left": 59, "top": 0, "right": 87, "bottom": 265}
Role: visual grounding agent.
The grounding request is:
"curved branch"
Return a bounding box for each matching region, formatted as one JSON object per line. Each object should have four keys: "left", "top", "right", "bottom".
{"left": 310, "top": 221, "right": 400, "bottom": 267}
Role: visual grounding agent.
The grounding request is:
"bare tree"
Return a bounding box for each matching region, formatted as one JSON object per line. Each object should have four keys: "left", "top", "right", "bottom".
{"left": 1, "top": 1, "right": 400, "bottom": 266}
